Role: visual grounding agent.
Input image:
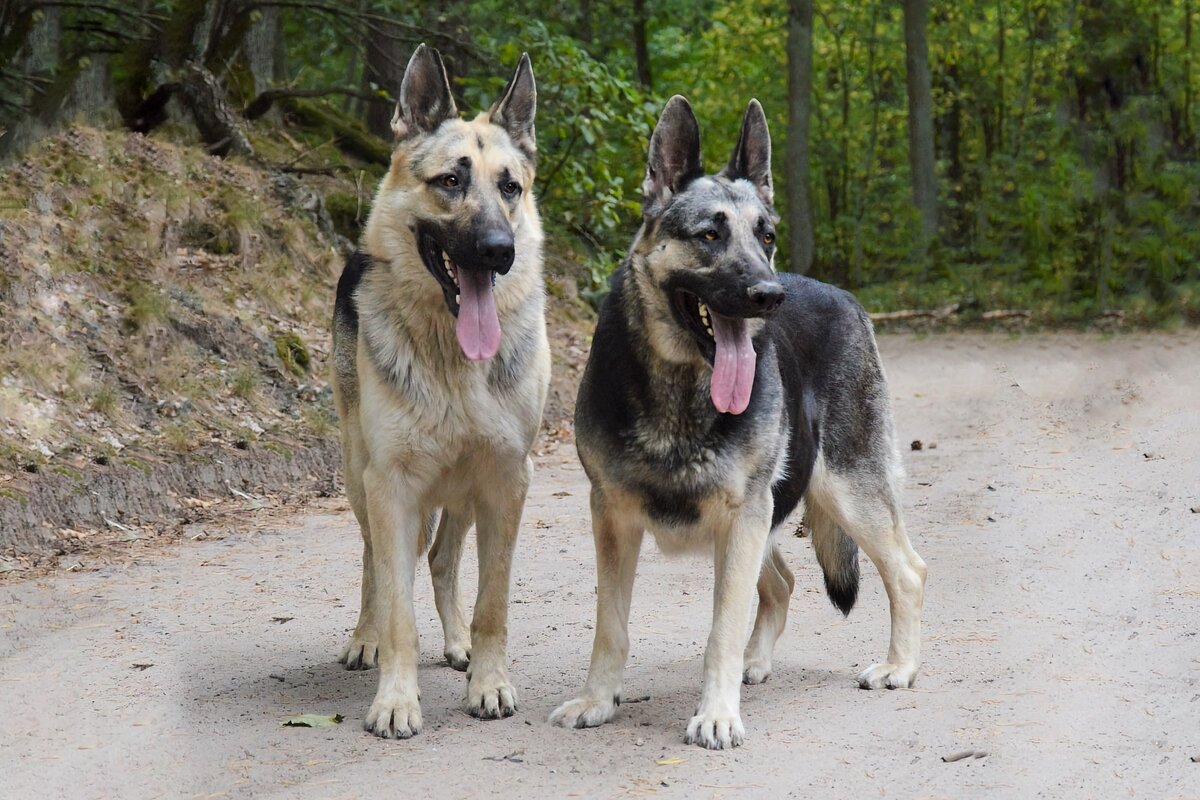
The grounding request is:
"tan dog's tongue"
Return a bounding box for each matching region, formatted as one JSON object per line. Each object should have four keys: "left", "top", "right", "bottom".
{"left": 709, "top": 312, "right": 756, "bottom": 414}
{"left": 455, "top": 269, "right": 501, "bottom": 360}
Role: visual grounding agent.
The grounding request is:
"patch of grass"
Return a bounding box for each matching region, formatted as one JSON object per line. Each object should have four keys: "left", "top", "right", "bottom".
{"left": 302, "top": 405, "right": 337, "bottom": 438}
{"left": 49, "top": 464, "right": 83, "bottom": 481}
{"left": 119, "top": 457, "right": 153, "bottom": 475}
{"left": 0, "top": 487, "right": 29, "bottom": 507}
{"left": 231, "top": 365, "right": 258, "bottom": 399}
{"left": 275, "top": 332, "right": 311, "bottom": 376}
{"left": 260, "top": 440, "right": 293, "bottom": 460}
{"left": 325, "top": 189, "right": 368, "bottom": 241}
{"left": 123, "top": 283, "right": 170, "bottom": 331}
{"left": 161, "top": 421, "right": 196, "bottom": 453}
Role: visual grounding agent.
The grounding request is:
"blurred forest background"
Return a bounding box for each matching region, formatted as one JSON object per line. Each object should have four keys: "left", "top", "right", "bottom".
{"left": 3, "top": 0, "right": 1200, "bottom": 321}
{"left": 1, "top": 0, "right": 1199, "bottom": 542}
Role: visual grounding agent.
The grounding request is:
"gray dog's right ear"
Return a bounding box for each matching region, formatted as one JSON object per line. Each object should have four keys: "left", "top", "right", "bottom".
{"left": 391, "top": 44, "right": 458, "bottom": 140}
{"left": 642, "top": 95, "right": 703, "bottom": 215}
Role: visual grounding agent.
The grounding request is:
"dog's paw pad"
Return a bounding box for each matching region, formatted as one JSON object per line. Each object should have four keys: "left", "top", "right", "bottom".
{"left": 548, "top": 696, "right": 619, "bottom": 729}
{"left": 685, "top": 711, "right": 745, "bottom": 750}
{"left": 467, "top": 676, "right": 518, "bottom": 719}
{"left": 338, "top": 635, "right": 378, "bottom": 671}
{"left": 364, "top": 694, "right": 422, "bottom": 740}
{"left": 857, "top": 662, "right": 918, "bottom": 690}
{"left": 444, "top": 645, "right": 471, "bottom": 672}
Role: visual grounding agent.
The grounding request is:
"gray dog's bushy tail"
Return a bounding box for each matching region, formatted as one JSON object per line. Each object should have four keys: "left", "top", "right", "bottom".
{"left": 810, "top": 515, "right": 859, "bottom": 615}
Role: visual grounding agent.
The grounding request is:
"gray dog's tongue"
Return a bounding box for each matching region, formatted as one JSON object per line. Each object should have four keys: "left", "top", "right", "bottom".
{"left": 454, "top": 268, "right": 501, "bottom": 361}
{"left": 709, "top": 311, "right": 756, "bottom": 414}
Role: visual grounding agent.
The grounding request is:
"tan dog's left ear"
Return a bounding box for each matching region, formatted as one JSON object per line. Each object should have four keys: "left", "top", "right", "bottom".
{"left": 488, "top": 53, "right": 537, "bottom": 159}
{"left": 391, "top": 44, "right": 458, "bottom": 140}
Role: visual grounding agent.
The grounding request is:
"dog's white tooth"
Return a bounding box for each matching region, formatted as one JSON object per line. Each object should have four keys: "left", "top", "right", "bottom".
{"left": 455, "top": 293, "right": 460, "bottom": 304}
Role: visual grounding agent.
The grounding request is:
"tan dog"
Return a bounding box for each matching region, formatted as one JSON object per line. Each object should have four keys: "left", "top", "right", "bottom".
{"left": 331, "top": 45, "right": 549, "bottom": 739}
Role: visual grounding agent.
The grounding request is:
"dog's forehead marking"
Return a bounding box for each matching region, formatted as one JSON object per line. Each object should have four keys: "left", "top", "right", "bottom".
{"left": 666, "top": 177, "right": 769, "bottom": 230}
{"left": 404, "top": 117, "right": 532, "bottom": 186}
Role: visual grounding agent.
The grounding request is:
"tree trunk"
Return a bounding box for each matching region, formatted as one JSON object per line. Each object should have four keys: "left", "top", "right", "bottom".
{"left": 1, "top": 5, "right": 61, "bottom": 158}
{"left": 903, "top": 0, "right": 938, "bottom": 242}
{"left": 180, "top": 62, "right": 254, "bottom": 157}
{"left": 1184, "top": 0, "right": 1194, "bottom": 150}
{"left": 784, "top": 0, "right": 814, "bottom": 274}
{"left": 363, "top": 14, "right": 403, "bottom": 139}
{"left": 579, "top": 0, "right": 594, "bottom": 46}
{"left": 633, "top": 0, "right": 652, "bottom": 90}
{"left": 244, "top": 6, "right": 282, "bottom": 96}
{"left": 996, "top": 0, "right": 1006, "bottom": 154}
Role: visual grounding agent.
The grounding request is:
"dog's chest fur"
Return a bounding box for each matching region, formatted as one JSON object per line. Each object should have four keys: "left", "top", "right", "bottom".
{"left": 576, "top": 270, "right": 786, "bottom": 546}
{"left": 334, "top": 254, "right": 548, "bottom": 486}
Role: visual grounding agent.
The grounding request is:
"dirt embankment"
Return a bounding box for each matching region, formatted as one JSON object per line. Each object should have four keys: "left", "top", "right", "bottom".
{"left": 0, "top": 127, "right": 593, "bottom": 564}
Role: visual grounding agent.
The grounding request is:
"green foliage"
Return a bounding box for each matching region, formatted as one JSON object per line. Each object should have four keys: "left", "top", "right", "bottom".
{"left": 274, "top": 332, "right": 311, "bottom": 376}
{"left": 3, "top": 0, "right": 1197, "bottom": 322}
{"left": 461, "top": 23, "right": 660, "bottom": 285}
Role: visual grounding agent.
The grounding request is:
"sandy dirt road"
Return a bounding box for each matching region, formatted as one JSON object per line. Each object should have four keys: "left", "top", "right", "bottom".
{"left": 2, "top": 333, "right": 1198, "bottom": 799}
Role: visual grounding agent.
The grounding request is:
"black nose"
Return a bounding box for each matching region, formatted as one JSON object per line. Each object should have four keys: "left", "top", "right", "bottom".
{"left": 477, "top": 230, "right": 515, "bottom": 273}
{"left": 747, "top": 280, "right": 785, "bottom": 312}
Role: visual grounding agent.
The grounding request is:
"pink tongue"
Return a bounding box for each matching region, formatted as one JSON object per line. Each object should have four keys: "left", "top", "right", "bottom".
{"left": 454, "top": 268, "right": 501, "bottom": 360}
{"left": 709, "top": 311, "right": 756, "bottom": 415}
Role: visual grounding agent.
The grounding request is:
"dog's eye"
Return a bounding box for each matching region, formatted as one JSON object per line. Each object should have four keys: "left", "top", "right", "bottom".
{"left": 501, "top": 180, "right": 521, "bottom": 197}
{"left": 438, "top": 174, "right": 459, "bottom": 188}
{"left": 702, "top": 230, "right": 719, "bottom": 241}
{"left": 762, "top": 232, "right": 775, "bottom": 245}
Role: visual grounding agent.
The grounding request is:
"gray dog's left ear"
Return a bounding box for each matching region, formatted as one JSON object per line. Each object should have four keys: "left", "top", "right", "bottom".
{"left": 489, "top": 53, "right": 536, "bottom": 159}
{"left": 721, "top": 99, "right": 773, "bottom": 206}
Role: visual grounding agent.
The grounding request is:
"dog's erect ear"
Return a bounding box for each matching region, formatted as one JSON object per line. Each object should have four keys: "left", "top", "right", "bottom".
{"left": 642, "top": 95, "right": 703, "bottom": 215}
{"left": 721, "top": 99, "right": 773, "bottom": 206}
{"left": 391, "top": 44, "right": 458, "bottom": 140}
{"left": 489, "top": 53, "right": 536, "bottom": 159}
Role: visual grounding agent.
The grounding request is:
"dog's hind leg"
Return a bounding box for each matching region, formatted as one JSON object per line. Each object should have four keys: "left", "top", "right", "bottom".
{"left": 550, "top": 489, "right": 644, "bottom": 730}
{"left": 464, "top": 456, "right": 532, "bottom": 720}
{"left": 429, "top": 508, "right": 473, "bottom": 671}
{"left": 811, "top": 464, "right": 926, "bottom": 690}
{"left": 742, "top": 540, "right": 795, "bottom": 685}
{"left": 361, "top": 465, "right": 425, "bottom": 739}
{"left": 339, "top": 423, "right": 379, "bottom": 671}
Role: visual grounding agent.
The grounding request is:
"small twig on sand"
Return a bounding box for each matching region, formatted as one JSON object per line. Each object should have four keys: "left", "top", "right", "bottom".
{"left": 943, "top": 749, "right": 989, "bottom": 763}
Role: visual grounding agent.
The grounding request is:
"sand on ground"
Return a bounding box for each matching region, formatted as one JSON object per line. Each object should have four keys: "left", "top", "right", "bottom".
{"left": 2, "top": 332, "right": 1198, "bottom": 799}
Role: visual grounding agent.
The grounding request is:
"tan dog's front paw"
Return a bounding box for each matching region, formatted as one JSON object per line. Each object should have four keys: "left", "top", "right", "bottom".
{"left": 685, "top": 709, "right": 745, "bottom": 750}
{"left": 466, "top": 672, "right": 518, "bottom": 719}
{"left": 444, "top": 643, "right": 471, "bottom": 672}
{"left": 338, "top": 633, "right": 378, "bottom": 671}
{"left": 857, "top": 661, "right": 918, "bottom": 689}
{"left": 548, "top": 694, "right": 619, "bottom": 729}
{"left": 364, "top": 690, "right": 422, "bottom": 739}
{"left": 742, "top": 658, "right": 772, "bottom": 685}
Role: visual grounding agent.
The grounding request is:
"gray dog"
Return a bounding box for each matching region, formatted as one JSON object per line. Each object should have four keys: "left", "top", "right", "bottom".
{"left": 550, "top": 96, "right": 927, "bottom": 749}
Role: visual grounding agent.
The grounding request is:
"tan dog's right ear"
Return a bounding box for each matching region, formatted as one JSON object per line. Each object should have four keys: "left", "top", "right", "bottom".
{"left": 391, "top": 44, "right": 458, "bottom": 140}
{"left": 488, "top": 53, "right": 537, "bottom": 160}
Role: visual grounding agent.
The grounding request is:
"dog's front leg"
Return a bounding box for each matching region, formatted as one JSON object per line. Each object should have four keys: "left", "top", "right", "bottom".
{"left": 465, "top": 456, "right": 532, "bottom": 719}
{"left": 687, "top": 498, "right": 773, "bottom": 750}
{"left": 550, "top": 489, "right": 644, "bottom": 729}
{"left": 361, "top": 465, "right": 424, "bottom": 739}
